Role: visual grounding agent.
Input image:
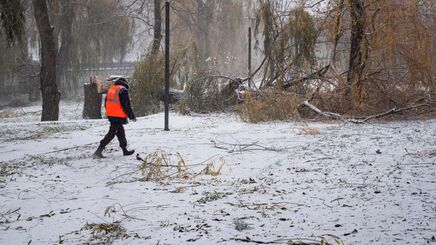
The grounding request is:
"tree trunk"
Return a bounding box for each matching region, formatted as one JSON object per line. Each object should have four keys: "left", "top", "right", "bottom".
{"left": 346, "top": 0, "right": 366, "bottom": 108}
{"left": 151, "top": 0, "right": 162, "bottom": 55}
{"left": 195, "top": 0, "right": 211, "bottom": 71}
{"left": 33, "top": 0, "right": 60, "bottom": 121}
{"left": 331, "top": 0, "right": 344, "bottom": 65}
{"left": 83, "top": 83, "right": 102, "bottom": 119}
{"left": 57, "top": 1, "right": 74, "bottom": 97}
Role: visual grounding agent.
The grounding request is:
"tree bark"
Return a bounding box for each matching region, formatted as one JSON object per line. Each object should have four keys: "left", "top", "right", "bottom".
{"left": 83, "top": 83, "right": 102, "bottom": 119}
{"left": 57, "top": 1, "right": 74, "bottom": 97}
{"left": 345, "top": 0, "right": 366, "bottom": 107}
{"left": 33, "top": 0, "right": 60, "bottom": 121}
{"left": 151, "top": 0, "right": 162, "bottom": 55}
{"left": 195, "top": 0, "right": 211, "bottom": 71}
{"left": 330, "top": 0, "right": 344, "bottom": 65}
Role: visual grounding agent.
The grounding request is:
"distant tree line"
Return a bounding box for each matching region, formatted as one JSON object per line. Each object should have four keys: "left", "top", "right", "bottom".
{"left": 1, "top": 0, "right": 434, "bottom": 121}
{"left": 0, "top": 0, "right": 133, "bottom": 120}
{"left": 131, "top": 0, "right": 434, "bottom": 119}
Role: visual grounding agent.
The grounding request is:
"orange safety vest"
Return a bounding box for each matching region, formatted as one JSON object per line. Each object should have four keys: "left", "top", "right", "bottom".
{"left": 106, "top": 85, "right": 128, "bottom": 118}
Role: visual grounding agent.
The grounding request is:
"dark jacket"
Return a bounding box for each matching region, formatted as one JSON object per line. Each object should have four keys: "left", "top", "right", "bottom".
{"left": 106, "top": 80, "right": 136, "bottom": 124}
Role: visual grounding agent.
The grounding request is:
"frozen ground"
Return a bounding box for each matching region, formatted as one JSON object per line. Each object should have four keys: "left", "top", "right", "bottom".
{"left": 0, "top": 101, "right": 435, "bottom": 244}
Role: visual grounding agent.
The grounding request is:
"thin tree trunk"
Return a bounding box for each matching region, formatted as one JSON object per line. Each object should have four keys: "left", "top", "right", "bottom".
{"left": 331, "top": 0, "right": 344, "bottom": 65}
{"left": 57, "top": 1, "right": 74, "bottom": 97}
{"left": 196, "top": 0, "right": 211, "bottom": 71}
{"left": 33, "top": 0, "right": 60, "bottom": 121}
{"left": 346, "top": 0, "right": 366, "bottom": 108}
{"left": 151, "top": 0, "right": 162, "bottom": 55}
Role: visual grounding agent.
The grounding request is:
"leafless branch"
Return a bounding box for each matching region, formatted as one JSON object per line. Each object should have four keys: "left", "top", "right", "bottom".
{"left": 210, "top": 140, "right": 285, "bottom": 153}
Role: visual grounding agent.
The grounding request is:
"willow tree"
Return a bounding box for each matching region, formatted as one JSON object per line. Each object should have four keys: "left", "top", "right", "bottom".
{"left": 0, "top": 0, "right": 25, "bottom": 44}
{"left": 254, "top": 1, "right": 318, "bottom": 89}
{"left": 171, "top": 0, "right": 246, "bottom": 75}
{"left": 47, "top": 0, "right": 134, "bottom": 96}
{"left": 130, "top": 0, "right": 247, "bottom": 115}
{"left": 0, "top": 0, "right": 25, "bottom": 99}
{"left": 325, "top": 0, "right": 435, "bottom": 112}
{"left": 367, "top": 0, "right": 435, "bottom": 100}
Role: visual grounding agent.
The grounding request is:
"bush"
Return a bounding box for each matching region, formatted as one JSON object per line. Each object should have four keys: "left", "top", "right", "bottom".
{"left": 130, "top": 55, "right": 164, "bottom": 116}
{"left": 179, "top": 74, "right": 229, "bottom": 114}
{"left": 237, "top": 89, "right": 302, "bottom": 123}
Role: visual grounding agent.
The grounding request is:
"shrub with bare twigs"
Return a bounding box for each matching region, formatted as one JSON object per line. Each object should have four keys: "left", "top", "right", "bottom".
{"left": 237, "top": 89, "right": 303, "bottom": 123}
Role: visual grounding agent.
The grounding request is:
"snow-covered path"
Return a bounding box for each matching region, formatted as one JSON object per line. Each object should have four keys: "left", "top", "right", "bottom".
{"left": 0, "top": 106, "right": 435, "bottom": 244}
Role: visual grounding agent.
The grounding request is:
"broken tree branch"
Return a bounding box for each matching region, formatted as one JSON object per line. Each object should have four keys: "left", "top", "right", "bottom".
{"left": 300, "top": 100, "right": 433, "bottom": 123}
{"left": 230, "top": 237, "right": 333, "bottom": 245}
{"left": 282, "top": 65, "right": 330, "bottom": 90}
{"left": 205, "top": 74, "right": 239, "bottom": 84}
{"left": 210, "top": 140, "right": 285, "bottom": 153}
{"left": 301, "top": 101, "right": 343, "bottom": 120}
{"left": 348, "top": 102, "right": 432, "bottom": 124}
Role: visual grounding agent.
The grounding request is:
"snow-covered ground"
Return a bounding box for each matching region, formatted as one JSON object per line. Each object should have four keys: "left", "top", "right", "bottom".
{"left": 0, "top": 102, "right": 435, "bottom": 244}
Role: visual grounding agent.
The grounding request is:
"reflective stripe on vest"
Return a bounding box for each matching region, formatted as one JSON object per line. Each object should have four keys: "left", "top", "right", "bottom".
{"left": 106, "top": 87, "right": 120, "bottom": 103}
{"left": 106, "top": 85, "right": 128, "bottom": 118}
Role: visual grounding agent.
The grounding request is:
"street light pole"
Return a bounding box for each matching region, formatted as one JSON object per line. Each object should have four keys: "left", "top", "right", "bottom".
{"left": 164, "top": 0, "right": 170, "bottom": 131}
{"left": 248, "top": 26, "right": 252, "bottom": 89}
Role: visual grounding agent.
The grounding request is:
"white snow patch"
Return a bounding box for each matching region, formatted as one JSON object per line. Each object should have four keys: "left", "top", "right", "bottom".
{"left": 0, "top": 102, "right": 435, "bottom": 244}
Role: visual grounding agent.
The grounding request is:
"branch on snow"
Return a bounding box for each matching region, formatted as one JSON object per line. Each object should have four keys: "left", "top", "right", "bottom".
{"left": 230, "top": 237, "right": 335, "bottom": 245}
{"left": 210, "top": 140, "right": 285, "bottom": 153}
{"left": 347, "top": 102, "right": 433, "bottom": 124}
{"left": 299, "top": 100, "right": 433, "bottom": 123}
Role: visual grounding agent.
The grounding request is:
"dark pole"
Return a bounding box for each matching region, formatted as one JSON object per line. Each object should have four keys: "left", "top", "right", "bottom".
{"left": 164, "top": 0, "right": 170, "bottom": 131}
{"left": 248, "top": 26, "right": 252, "bottom": 89}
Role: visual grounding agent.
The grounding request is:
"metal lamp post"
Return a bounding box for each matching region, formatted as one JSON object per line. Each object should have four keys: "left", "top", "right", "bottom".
{"left": 164, "top": 0, "right": 170, "bottom": 131}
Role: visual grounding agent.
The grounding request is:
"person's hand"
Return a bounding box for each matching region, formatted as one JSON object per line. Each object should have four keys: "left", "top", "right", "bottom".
{"left": 131, "top": 118, "right": 137, "bottom": 122}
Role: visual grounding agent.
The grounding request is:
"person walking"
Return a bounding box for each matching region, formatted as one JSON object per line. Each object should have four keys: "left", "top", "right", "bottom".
{"left": 93, "top": 77, "right": 136, "bottom": 158}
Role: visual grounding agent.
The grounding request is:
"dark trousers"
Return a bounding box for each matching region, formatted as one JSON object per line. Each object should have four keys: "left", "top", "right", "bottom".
{"left": 100, "top": 122, "right": 127, "bottom": 148}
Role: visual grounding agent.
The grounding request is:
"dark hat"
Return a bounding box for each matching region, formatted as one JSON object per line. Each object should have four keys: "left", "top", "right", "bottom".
{"left": 113, "top": 77, "right": 129, "bottom": 89}
{"left": 116, "top": 77, "right": 128, "bottom": 84}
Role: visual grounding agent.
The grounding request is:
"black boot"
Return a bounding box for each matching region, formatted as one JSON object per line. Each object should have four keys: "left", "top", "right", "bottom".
{"left": 122, "top": 147, "right": 135, "bottom": 156}
{"left": 93, "top": 145, "right": 106, "bottom": 159}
